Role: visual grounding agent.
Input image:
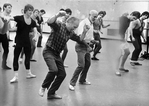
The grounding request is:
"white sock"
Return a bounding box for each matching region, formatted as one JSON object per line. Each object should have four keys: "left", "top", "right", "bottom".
{"left": 26, "top": 69, "right": 31, "bottom": 74}
{"left": 14, "top": 72, "right": 18, "bottom": 77}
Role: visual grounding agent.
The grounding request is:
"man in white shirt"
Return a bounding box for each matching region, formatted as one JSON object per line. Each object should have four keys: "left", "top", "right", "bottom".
{"left": 69, "top": 10, "right": 98, "bottom": 91}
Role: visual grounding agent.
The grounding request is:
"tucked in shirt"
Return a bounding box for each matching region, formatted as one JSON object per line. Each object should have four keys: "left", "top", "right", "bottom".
{"left": 75, "top": 18, "right": 94, "bottom": 42}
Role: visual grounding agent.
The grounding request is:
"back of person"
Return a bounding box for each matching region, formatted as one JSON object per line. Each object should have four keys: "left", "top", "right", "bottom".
{"left": 132, "top": 19, "right": 144, "bottom": 38}
{"left": 119, "top": 16, "right": 130, "bottom": 39}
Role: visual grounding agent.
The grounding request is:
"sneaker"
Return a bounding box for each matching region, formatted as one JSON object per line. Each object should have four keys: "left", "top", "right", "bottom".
{"left": 10, "top": 76, "right": 18, "bottom": 83}
{"left": 130, "top": 62, "right": 135, "bottom": 66}
{"left": 26, "top": 73, "right": 36, "bottom": 79}
{"left": 47, "top": 94, "right": 62, "bottom": 99}
{"left": 115, "top": 71, "right": 121, "bottom": 76}
{"left": 79, "top": 81, "right": 91, "bottom": 85}
{"left": 91, "top": 57, "right": 99, "bottom": 61}
{"left": 2, "top": 65, "right": 11, "bottom": 70}
{"left": 119, "top": 68, "right": 129, "bottom": 72}
{"left": 39, "top": 87, "right": 46, "bottom": 97}
{"left": 69, "top": 85, "right": 75, "bottom": 91}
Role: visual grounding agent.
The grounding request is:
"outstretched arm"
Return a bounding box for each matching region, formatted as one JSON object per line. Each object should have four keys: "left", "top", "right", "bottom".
{"left": 47, "top": 11, "right": 66, "bottom": 25}
{"left": 101, "top": 19, "right": 110, "bottom": 28}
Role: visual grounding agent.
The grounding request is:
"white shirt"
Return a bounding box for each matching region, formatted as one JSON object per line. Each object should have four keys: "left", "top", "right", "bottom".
{"left": 76, "top": 18, "right": 94, "bottom": 42}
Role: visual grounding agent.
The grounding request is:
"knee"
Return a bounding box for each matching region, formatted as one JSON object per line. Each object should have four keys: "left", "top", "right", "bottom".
{"left": 86, "top": 61, "right": 91, "bottom": 67}
{"left": 77, "top": 65, "right": 84, "bottom": 70}
{"left": 49, "top": 68, "right": 58, "bottom": 73}
{"left": 125, "top": 50, "right": 130, "bottom": 55}
{"left": 136, "top": 48, "right": 142, "bottom": 52}
{"left": 58, "top": 71, "right": 66, "bottom": 79}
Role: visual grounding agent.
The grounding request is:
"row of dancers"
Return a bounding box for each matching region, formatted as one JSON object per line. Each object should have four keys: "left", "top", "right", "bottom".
{"left": 1, "top": 3, "right": 149, "bottom": 100}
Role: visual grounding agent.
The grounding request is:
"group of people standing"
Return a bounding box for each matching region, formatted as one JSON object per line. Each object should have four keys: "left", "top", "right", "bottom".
{"left": 0, "top": 3, "right": 46, "bottom": 83}
{"left": 116, "top": 11, "right": 149, "bottom": 76}
{"left": 1, "top": 3, "right": 149, "bottom": 100}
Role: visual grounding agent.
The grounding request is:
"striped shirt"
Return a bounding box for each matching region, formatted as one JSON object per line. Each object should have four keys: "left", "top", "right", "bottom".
{"left": 46, "top": 21, "right": 83, "bottom": 55}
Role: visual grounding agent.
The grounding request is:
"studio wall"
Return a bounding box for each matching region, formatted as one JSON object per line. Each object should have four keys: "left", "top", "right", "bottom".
{"left": 1, "top": 0, "right": 149, "bottom": 39}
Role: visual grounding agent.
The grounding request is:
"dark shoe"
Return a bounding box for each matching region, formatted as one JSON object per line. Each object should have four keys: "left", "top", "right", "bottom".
{"left": 37, "top": 46, "right": 42, "bottom": 48}
{"left": 134, "top": 62, "right": 142, "bottom": 66}
{"left": 130, "top": 62, "right": 135, "bottom": 66}
{"left": 119, "top": 68, "right": 129, "bottom": 72}
{"left": 79, "top": 81, "right": 91, "bottom": 85}
{"left": 30, "top": 59, "right": 37, "bottom": 62}
{"left": 91, "top": 57, "right": 99, "bottom": 60}
{"left": 2, "top": 65, "right": 11, "bottom": 70}
{"left": 47, "top": 94, "right": 62, "bottom": 99}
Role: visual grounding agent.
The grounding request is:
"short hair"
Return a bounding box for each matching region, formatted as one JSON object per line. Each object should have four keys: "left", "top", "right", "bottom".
{"left": 141, "top": 11, "right": 149, "bottom": 18}
{"left": 40, "top": 9, "right": 46, "bottom": 14}
{"left": 98, "top": 11, "right": 106, "bottom": 16}
{"left": 3, "top": 3, "right": 12, "bottom": 11}
{"left": 24, "top": 4, "right": 34, "bottom": 13}
{"left": 65, "top": 8, "right": 72, "bottom": 15}
{"left": 33, "top": 9, "right": 39, "bottom": 13}
{"left": 60, "top": 8, "right": 65, "bottom": 11}
{"left": 66, "top": 17, "right": 79, "bottom": 23}
{"left": 89, "top": 10, "right": 98, "bottom": 16}
{"left": 130, "top": 11, "right": 140, "bottom": 19}
{"left": 122, "top": 13, "right": 129, "bottom": 17}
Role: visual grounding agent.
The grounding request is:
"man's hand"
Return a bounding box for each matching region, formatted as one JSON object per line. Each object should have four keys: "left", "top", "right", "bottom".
{"left": 87, "top": 46, "right": 93, "bottom": 52}
{"left": 0, "top": 15, "right": 12, "bottom": 23}
{"left": 83, "top": 24, "right": 90, "bottom": 33}
{"left": 90, "top": 40, "right": 99, "bottom": 44}
{"left": 131, "top": 36, "right": 135, "bottom": 41}
{"left": 57, "top": 11, "right": 66, "bottom": 17}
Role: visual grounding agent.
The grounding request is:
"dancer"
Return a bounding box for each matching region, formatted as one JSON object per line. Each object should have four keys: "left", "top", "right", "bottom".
{"left": 128, "top": 11, "right": 149, "bottom": 66}
{"left": 19, "top": 9, "right": 40, "bottom": 62}
{"left": 36, "top": 9, "right": 46, "bottom": 47}
{"left": 38, "top": 10, "right": 91, "bottom": 99}
{"left": 92, "top": 11, "right": 110, "bottom": 60}
{"left": 69, "top": 10, "right": 98, "bottom": 91}
{"left": 0, "top": 3, "right": 12, "bottom": 69}
{"left": 115, "top": 11, "right": 140, "bottom": 76}
{"left": 10, "top": 4, "right": 39, "bottom": 83}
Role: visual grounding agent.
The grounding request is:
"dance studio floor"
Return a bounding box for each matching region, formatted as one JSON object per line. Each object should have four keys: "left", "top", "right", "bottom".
{"left": 0, "top": 32, "right": 149, "bottom": 106}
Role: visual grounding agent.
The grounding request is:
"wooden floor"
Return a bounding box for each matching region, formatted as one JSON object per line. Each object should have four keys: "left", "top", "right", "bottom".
{"left": 0, "top": 32, "right": 149, "bottom": 106}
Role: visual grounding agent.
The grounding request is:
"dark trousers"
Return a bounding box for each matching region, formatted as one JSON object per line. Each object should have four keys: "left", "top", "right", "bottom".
{"left": 130, "top": 36, "right": 142, "bottom": 61}
{"left": 37, "top": 26, "right": 42, "bottom": 47}
{"left": 93, "top": 32, "right": 102, "bottom": 57}
{"left": 61, "top": 44, "right": 68, "bottom": 61}
{"left": 42, "top": 47, "right": 66, "bottom": 95}
{"left": 0, "top": 34, "right": 9, "bottom": 67}
{"left": 20, "top": 33, "right": 36, "bottom": 59}
{"left": 13, "top": 45, "right": 31, "bottom": 71}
